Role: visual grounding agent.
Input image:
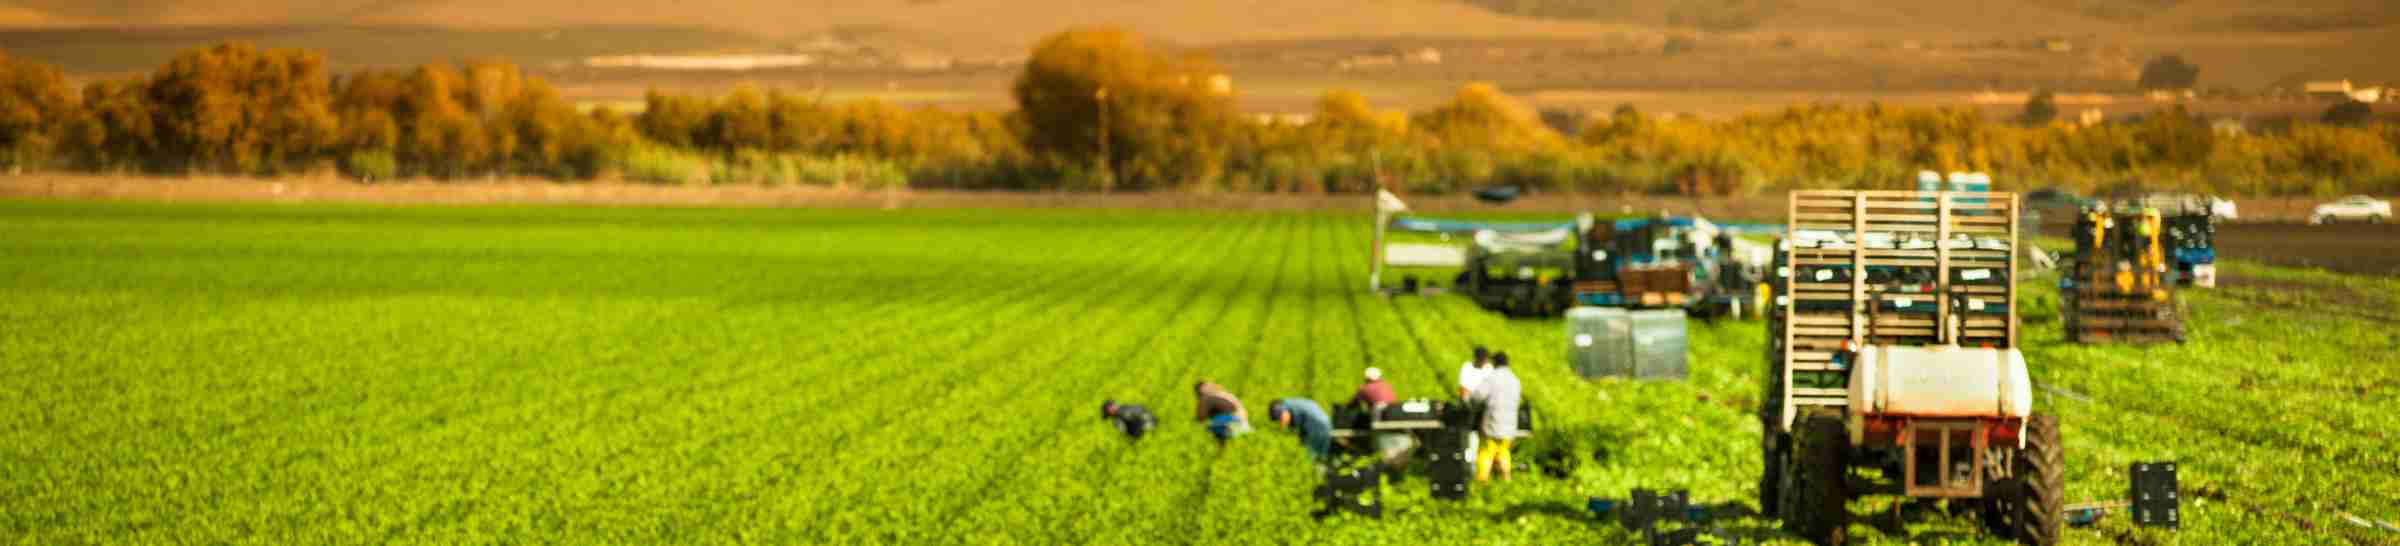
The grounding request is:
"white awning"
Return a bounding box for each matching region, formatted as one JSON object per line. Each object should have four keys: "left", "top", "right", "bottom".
{"left": 1384, "top": 243, "right": 1466, "bottom": 268}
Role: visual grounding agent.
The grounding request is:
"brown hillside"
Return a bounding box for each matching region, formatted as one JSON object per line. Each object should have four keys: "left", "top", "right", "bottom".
{"left": 0, "top": 0, "right": 2392, "bottom": 90}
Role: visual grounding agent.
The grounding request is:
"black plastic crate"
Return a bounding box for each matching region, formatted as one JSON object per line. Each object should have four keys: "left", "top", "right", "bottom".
{"left": 1621, "top": 489, "right": 1691, "bottom": 532}
{"left": 1315, "top": 463, "right": 1383, "bottom": 518}
{"left": 1428, "top": 461, "right": 1473, "bottom": 500}
{"left": 2130, "top": 462, "right": 2179, "bottom": 528}
{"left": 1420, "top": 431, "right": 1469, "bottom": 457}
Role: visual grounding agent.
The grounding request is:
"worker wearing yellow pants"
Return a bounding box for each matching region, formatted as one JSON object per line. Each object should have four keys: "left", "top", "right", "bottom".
{"left": 1476, "top": 436, "right": 1514, "bottom": 482}
{"left": 1466, "top": 352, "right": 1524, "bottom": 483}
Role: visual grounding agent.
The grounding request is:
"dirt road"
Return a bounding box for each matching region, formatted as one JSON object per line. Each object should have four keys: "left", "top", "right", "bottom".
{"left": 2216, "top": 222, "right": 2400, "bottom": 276}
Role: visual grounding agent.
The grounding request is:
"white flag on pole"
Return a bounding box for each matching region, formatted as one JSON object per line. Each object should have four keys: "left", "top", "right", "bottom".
{"left": 1376, "top": 189, "right": 1410, "bottom": 214}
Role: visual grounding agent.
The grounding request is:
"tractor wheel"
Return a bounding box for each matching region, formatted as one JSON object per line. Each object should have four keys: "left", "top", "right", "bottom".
{"left": 1759, "top": 434, "right": 1786, "bottom": 518}
{"left": 1781, "top": 415, "right": 1850, "bottom": 545}
{"left": 2010, "top": 414, "right": 2065, "bottom": 545}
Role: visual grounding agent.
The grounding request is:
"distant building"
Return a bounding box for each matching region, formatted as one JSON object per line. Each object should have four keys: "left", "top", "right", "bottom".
{"left": 2040, "top": 38, "right": 2074, "bottom": 53}
{"left": 2301, "top": 80, "right": 2383, "bottom": 102}
{"left": 2078, "top": 108, "right": 2106, "bottom": 127}
{"left": 1408, "top": 48, "right": 1443, "bottom": 64}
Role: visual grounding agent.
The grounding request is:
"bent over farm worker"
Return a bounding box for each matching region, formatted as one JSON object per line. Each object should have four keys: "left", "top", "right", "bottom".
{"left": 1101, "top": 399, "right": 1156, "bottom": 440}
{"left": 1469, "top": 352, "right": 1525, "bottom": 482}
{"left": 1266, "top": 398, "right": 1333, "bottom": 461}
{"left": 1194, "top": 381, "right": 1251, "bottom": 443}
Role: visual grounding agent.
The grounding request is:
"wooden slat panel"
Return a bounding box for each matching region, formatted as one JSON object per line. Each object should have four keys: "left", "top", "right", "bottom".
{"left": 1860, "top": 201, "right": 1940, "bottom": 210}
{"left": 1791, "top": 327, "right": 1854, "bottom": 337}
{"left": 1794, "top": 398, "right": 1851, "bottom": 406}
{"left": 1791, "top": 222, "right": 1859, "bottom": 232}
{"left": 1791, "top": 351, "right": 1835, "bottom": 362}
{"left": 1792, "top": 387, "right": 1848, "bottom": 397}
{"left": 1790, "top": 315, "right": 1854, "bottom": 326}
{"left": 1867, "top": 327, "right": 1939, "bottom": 336}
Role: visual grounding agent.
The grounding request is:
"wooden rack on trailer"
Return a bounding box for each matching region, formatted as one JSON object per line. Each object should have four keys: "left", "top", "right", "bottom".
{"left": 1773, "top": 190, "right": 2021, "bottom": 430}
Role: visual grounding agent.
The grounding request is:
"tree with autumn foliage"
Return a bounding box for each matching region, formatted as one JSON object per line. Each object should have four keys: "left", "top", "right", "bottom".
{"left": 0, "top": 51, "right": 78, "bottom": 172}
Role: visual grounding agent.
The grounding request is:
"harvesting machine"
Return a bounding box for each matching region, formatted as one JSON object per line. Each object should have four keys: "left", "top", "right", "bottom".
{"left": 1761, "top": 190, "right": 2065, "bottom": 545}
{"left": 1571, "top": 214, "right": 1771, "bottom": 318}
{"left": 2057, "top": 206, "right": 2186, "bottom": 343}
{"left": 2104, "top": 193, "right": 2224, "bottom": 288}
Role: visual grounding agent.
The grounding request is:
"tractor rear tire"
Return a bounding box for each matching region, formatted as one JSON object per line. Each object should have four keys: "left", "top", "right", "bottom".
{"left": 1782, "top": 415, "right": 1850, "bottom": 545}
{"left": 2010, "top": 414, "right": 2065, "bottom": 545}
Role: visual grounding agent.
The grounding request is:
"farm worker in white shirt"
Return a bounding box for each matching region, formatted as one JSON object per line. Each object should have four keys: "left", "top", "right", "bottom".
{"left": 1455, "top": 345, "right": 1492, "bottom": 470}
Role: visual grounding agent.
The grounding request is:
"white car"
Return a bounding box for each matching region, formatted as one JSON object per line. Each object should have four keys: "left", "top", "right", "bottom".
{"left": 2209, "top": 198, "right": 2238, "bottom": 221}
{"left": 2310, "top": 196, "right": 2393, "bottom": 224}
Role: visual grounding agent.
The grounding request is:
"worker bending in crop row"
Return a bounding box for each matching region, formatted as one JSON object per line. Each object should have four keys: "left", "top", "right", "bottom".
{"left": 1455, "top": 346, "right": 1492, "bottom": 465}
{"left": 1194, "top": 381, "right": 1250, "bottom": 444}
{"left": 1266, "top": 398, "right": 1334, "bottom": 463}
{"left": 1100, "top": 399, "right": 1156, "bottom": 440}
{"left": 1350, "top": 367, "right": 1414, "bottom": 469}
{"left": 1469, "top": 352, "right": 1524, "bottom": 482}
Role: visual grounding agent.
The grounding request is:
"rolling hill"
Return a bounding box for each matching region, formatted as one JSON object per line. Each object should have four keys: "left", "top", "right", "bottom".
{"left": 0, "top": 0, "right": 2390, "bottom": 90}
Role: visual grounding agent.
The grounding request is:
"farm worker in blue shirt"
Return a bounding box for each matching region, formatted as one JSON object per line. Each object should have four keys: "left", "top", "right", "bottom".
{"left": 1469, "top": 352, "right": 1525, "bottom": 482}
{"left": 1195, "top": 381, "right": 1251, "bottom": 444}
{"left": 1266, "top": 398, "right": 1333, "bottom": 461}
{"left": 1100, "top": 399, "right": 1156, "bottom": 440}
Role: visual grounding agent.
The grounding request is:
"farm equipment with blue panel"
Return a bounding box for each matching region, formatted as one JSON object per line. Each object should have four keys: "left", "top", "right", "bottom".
{"left": 2058, "top": 204, "right": 2186, "bottom": 343}
{"left": 1367, "top": 190, "right": 1772, "bottom": 318}
{"left": 1762, "top": 190, "right": 2064, "bottom": 545}
{"left": 1573, "top": 215, "right": 1713, "bottom": 311}
{"left": 2107, "top": 193, "right": 2224, "bottom": 288}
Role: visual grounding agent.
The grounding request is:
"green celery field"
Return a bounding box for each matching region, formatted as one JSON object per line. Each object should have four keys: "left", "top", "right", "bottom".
{"left": 2, "top": 200, "right": 2394, "bottom": 544}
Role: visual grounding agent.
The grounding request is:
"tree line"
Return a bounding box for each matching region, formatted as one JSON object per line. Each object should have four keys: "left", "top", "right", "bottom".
{"left": 0, "top": 31, "right": 2396, "bottom": 196}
